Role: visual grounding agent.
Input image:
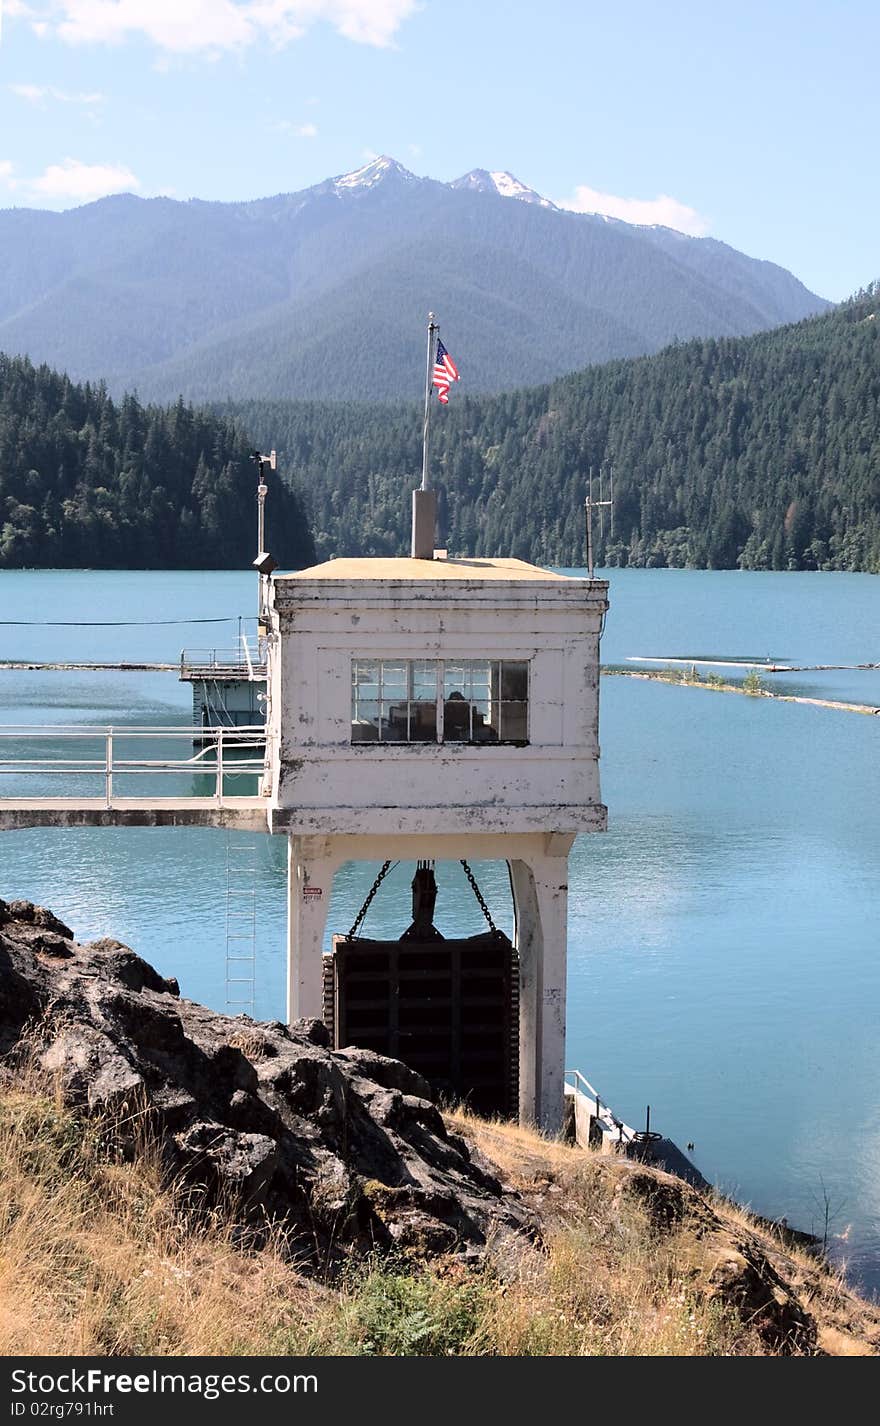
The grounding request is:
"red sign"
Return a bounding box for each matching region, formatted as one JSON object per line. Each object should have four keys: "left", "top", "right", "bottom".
{"left": 302, "top": 886, "right": 323, "bottom": 900}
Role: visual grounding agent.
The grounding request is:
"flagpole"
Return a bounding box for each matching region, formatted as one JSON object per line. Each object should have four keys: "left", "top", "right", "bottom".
{"left": 421, "top": 311, "right": 436, "bottom": 491}
{"left": 412, "top": 311, "right": 438, "bottom": 558}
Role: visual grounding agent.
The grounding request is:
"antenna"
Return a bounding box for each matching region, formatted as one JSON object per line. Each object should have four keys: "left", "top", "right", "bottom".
{"left": 251, "top": 451, "right": 278, "bottom": 623}
{"left": 585, "top": 462, "right": 614, "bottom": 579}
{"left": 251, "top": 449, "right": 276, "bottom": 567}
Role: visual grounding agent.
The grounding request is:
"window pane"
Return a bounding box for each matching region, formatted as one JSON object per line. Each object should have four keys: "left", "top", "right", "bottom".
{"left": 471, "top": 689, "right": 490, "bottom": 734}
{"left": 412, "top": 659, "right": 438, "bottom": 700}
{"left": 501, "top": 661, "right": 528, "bottom": 700}
{"left": 470, "top": 665, "right": 491, "bottom": 702}
{"left": 352, "top": 698, "right": 380, "bottom": 741}
{"left": 351, "top": 660, "right": 379, "bottom": 738}
{"left": 352, "top": 660, "right": 379, "bottom": 700}
{"left": 472, "top": 709, "right": 498, "bottom": 742}
{"left": 443, "top": 696, "right": 470, "bottom": 739}
{"left": 380, "top": 660, "right": 407, "bottom": 699}
{"left": 380, "top": 700, "right": 407, "bottom": 741}
{"left": 408, "top": 700, "right": 437, "bottom": 741}
{"left": 444, "top": 662, "right": 470, "bottom": 699}
{"left": 499, "top": 701, "right": 528, "bottom": 741}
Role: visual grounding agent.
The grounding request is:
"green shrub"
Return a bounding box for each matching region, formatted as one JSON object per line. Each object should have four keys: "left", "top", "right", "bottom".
{"left": 743, "top": 668, "right": 765, "bottom": 694}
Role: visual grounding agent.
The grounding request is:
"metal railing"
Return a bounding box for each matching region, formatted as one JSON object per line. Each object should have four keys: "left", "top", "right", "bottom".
{"left": 565, "top": 1068, "right": 635, "bottom": 1144}
{"left": 179, "top": 633, "right": 267, "bottom": 680}
{"left": 0, "top": 725, "right": 269, "bottom": 806}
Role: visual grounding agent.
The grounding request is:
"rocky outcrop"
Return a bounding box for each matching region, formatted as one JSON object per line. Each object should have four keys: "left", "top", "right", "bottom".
{"left": 0, "top": 899, "right": 533, "bottom": 1269}
{"left": 461, "top": 1114, "right": 880, "bottom": 1357}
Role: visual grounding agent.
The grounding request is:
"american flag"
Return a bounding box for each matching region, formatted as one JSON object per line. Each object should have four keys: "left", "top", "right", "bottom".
{"left": 432, "top": 338, "right": 460, "bottom": 404}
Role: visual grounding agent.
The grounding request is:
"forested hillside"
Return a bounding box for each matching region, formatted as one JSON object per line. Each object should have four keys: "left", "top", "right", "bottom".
{"left": 232, "top": 287, "right": 880, "bottom": 573}
{"left": 0, "top": 355, "right": 314, "bottom": 569}
{"left": 4, "top": 290, "right": 877, "bottom": 574}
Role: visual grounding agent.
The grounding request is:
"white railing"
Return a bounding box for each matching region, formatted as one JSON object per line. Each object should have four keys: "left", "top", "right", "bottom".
{"left": 0, "top": 725, "right": 268, "bottom": 806}
{"left": 179, "top": 633, "right": 267, "bottom": 679}
{"left": 565, "top": 1068, "right": 635, "bottom": 1145}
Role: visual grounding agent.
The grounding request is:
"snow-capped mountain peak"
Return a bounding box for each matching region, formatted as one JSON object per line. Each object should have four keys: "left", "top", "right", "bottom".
{"left": 329, "top": 157, "right": 558, "bottom": 210}
{"left": 333, "top": 155, "right": 417, "bottom": 193}
{"left": 451, "top": 168, "right": 558, "bottom": 210}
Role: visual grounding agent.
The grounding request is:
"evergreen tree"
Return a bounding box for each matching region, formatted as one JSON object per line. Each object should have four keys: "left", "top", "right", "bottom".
{"left": 228, "top": 285, "right": 880, "bottom": 574}
{"left": 0, "top": 356, "right": 315, "bottom": 570}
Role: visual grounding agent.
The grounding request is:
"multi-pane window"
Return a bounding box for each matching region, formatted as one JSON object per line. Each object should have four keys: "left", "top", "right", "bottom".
{"left": 351, "top": 659, "right": 529, "bottom": 744}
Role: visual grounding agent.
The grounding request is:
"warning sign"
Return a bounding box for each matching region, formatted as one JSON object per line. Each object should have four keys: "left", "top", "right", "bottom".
{"left": 303, "top": 886, "right": 323, "bottom": 900}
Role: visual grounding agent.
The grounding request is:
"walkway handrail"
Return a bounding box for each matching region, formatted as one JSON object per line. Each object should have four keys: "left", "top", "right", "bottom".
{"left": 565, "top": 1068, "right": 635, "bottom": 1143}
{"left": 0, "top": 724, "right": 268, "bottom": 807}
{"left": 179, "top": 640, "right": 267, "bottom": 678}
{"left": 565, "top": 1068, "right": 603, "bottom": 1103}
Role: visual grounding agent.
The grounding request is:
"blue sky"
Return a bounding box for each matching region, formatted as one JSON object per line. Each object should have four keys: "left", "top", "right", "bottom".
{"left": 0, "top": 0, "right": 877, "bottom": 300}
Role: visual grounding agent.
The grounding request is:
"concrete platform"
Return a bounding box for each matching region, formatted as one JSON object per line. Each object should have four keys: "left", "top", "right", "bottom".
{"left": 0, "top": 798, "right": 270, "bottom": 831}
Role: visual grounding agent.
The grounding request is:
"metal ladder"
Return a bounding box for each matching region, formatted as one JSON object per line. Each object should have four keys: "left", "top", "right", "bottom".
{"left": 225, "top": 836, "right": 259, "bottom": 1014}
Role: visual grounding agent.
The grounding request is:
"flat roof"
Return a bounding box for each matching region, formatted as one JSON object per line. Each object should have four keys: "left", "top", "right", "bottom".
{"left": 277, "top": 556, "right": 577, "bottom": 583}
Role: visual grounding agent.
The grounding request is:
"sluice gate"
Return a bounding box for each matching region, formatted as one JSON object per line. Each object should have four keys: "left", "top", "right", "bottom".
{"left": 323, "top": 862, "right": 519, "bottom": 1117}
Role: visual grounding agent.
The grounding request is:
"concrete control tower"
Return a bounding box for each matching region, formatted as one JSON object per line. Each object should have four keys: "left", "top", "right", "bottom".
{"left": 0, "top": 378, "right": 610, "bottom": 1135}
{"left": 265, "top": 554, "right": 608, "bottom": 1132}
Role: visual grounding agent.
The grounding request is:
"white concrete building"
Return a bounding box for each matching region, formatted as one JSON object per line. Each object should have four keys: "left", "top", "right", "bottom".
{"left": 266, "top": 555, "right": 608, "bottom": 1131}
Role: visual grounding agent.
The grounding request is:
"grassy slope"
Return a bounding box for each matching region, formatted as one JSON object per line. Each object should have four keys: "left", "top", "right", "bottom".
{"left": 1, "top": 1084, "right": 877, "bottom": 1358}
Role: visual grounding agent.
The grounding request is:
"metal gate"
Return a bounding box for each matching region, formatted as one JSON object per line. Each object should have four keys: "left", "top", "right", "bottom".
{"left": 323, "top": 929, "right": 519, "bottom": 1117}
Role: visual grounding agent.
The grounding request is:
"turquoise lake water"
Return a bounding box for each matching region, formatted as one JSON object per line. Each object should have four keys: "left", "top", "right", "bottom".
{"left": 1, "top": 567, "right": 878, "bottom": 1296}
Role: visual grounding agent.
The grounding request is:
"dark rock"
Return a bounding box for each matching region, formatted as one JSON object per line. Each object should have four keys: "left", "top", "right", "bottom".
{"left": 87, "top": 939, "right": 180, "bottom": 996}
{"left": 0, "top": 899, "right": 534, "bottom": 1270}
{"left": 0, "top": 900, "right": 74, "bottom": 938}
{"left": 335, "top": 1046, "right": 433, "bottom": 1099}
{"left": 707, "top": 1239, "right": 817, "bottom": 1353}
{"left": 288, "top": 1017, "right": 330, "bottom": 1047}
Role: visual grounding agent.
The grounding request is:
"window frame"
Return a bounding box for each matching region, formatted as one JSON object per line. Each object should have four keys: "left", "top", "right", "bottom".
{"left": 350, "top": 657, "right": 529, "bottom": 747}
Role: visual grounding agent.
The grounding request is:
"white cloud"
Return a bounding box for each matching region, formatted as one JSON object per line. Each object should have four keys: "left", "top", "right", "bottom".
{"left": 274, "top": 119, "right": 318, "bottom": 137}
{"left": 20, "top": 1, "right": 417, "bottom": 53}
{"left": 9, "top": 83, "right": 46, "bottom": 101}
{"left": 9, "top": 82, "right": 105, "bottom": 104}
{"left": 1, "top": 0, "right": 43, "bottom": 36}
{"left": 28, "top": 157, "right": 140, "bottom": 201}
{"left": 0, "top": 161, "right": 15, "bottom": 185}
{"left": 558, "top": 183, "right": 710, "bottom": 237}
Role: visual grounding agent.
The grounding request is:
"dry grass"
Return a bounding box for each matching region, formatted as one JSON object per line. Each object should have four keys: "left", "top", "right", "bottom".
{"left": 446, "top": 1105, "right": 585, "bottom": 1183}
{"left": 0, "top": 1083, "right": 327, "bottom": 1355}
{"left": 1, "top": 1084, "right": 876, "bottom": 1357}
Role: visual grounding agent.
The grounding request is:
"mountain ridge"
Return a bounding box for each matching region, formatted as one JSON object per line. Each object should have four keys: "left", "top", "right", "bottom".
{"left": 0, "top": 155, "right": 830, "bottom": 402}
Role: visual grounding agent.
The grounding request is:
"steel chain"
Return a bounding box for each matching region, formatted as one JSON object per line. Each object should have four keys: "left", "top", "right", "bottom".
{"left": 348, "top": 860, "right": 393, "bottom": 939}
{"left": 460, "top": 859, "right": 497, "bottom": 932}
{"left": 348, "top": 859, "right": 497, "bottom": 938}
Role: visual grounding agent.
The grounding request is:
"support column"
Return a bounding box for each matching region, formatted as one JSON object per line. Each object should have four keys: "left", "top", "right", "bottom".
{"left": 286, "top": 836, "right": 341, "bottom": 1022}
{"left": 509, "top": 852, "right": 571, "bottom": 1134}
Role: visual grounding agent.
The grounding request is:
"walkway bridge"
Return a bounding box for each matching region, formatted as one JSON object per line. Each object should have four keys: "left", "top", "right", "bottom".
{"left": 0, "top": 724, "right": 270, "bottom": 832}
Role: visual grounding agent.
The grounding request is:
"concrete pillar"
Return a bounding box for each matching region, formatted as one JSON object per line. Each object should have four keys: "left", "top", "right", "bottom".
{"left": 411, "top": 487, "right": 437, "bottom": 559}
{"left": 286, "top": 836, "right": 340, "bottom": 1021}
{"left": 509, "top": 852, "right": 570, "bottom": 1134}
